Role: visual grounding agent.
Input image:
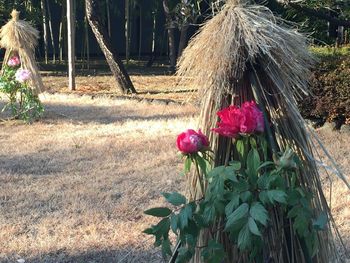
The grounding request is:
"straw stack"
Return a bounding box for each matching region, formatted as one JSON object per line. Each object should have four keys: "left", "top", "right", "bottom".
{"left": 177, "top": 0, "right": 348, "bottom": 262}
{"left": 0, "top": 10, "right": 44, "bottom": 94}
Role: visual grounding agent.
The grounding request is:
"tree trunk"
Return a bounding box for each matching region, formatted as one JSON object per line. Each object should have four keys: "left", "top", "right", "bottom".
{"left": 146, "top": 9, "right": 157, "bottom": 67}
{"left": 138, "top": 5, "right": 142, "bottom": 60}
{"left": 85, "top": 0, "right": 136, "bottom": 94}
{"left": 178, "top": 24, "right": 189, "bottom": 58}
{"left": 125, "top": 0, "right": 130, "bottom": 63}
{"left": 41, "top": 0, "right": 48, "bottom": 64}
{"left": 84, "top": 14, "right": 90, "bottom": 70}
{"left": 163, "top": 0, "right": 177, "bottom": 71}
{"left": 46, "top": 0, "right": 56, "bottom": 63}
{"left": 67, "top": 0, "right": 76, "bottom": 90}
{"left": 59, "top": 3, "right": 65, "bottom": 62}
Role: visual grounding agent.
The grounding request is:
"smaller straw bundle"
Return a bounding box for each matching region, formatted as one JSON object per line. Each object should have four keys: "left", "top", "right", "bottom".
{"left": 0, "top": 10, "right": 44, "bottom": 94}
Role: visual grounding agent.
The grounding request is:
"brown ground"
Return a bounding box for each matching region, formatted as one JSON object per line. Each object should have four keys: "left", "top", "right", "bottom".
{"left": 42, "top": 74, "right": 196, "bottom": 104}
{"left": 0, "top": 75, "right": 349, "bottom": 262}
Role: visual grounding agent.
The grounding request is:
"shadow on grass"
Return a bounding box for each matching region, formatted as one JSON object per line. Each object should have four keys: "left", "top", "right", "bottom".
{"left": 7, "top": 247, "right": 163, "bottom": 263}
{"left": 0, "top": 100, "right": 192, "bottom": 125}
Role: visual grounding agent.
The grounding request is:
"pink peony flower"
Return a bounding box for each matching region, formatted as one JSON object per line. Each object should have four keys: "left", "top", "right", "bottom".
{"left": 7, "top": 56, "right": 21, "bottom": 67}
{"left": 177, "top": 129, "right": 209, "bottom": 154}
{"left": 212, "top": 101, "right": 265, "bottom": 137}
{"left": 15, "top": 69, "right": 31, "bottom": 83}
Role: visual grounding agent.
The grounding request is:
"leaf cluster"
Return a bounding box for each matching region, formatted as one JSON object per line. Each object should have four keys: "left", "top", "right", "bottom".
{"left": 144, "top": 135, "right": 327, "bottom": 262}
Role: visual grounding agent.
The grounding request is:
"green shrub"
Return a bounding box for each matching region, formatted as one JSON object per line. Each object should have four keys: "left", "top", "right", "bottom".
{"left": 299, "top": 47, "right": 350, "bottom": 125}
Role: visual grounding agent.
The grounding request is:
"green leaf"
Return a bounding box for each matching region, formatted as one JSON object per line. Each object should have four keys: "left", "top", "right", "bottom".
{"left": 257, "top": 161, "right": 275, "bottom": 171}
{"left": 240, "top": 191, "right": 252, "bottom": 203}
{"left": 229, "top": 161, "right": 242, "bottom": 170}
{"left": 179, "top": 204, "right": 193, "bottom": 229}
{"left": 201, "top": 240, "right": 226, "bottom": 263}
{"left": 250, "top": 202, "right": 269, "bottom": 226}
{"left": 203, "top": 205, "right": 216, "bottom": 225}
{"left": 294, "top": 214, "right": 309, "bottom": 237}
{"left": 144, "top": 207, "right": 172, "bottom": 217}
{"left": 162, "top": 192, "right": 187, "bottom": 206}
{"left": 236, "top": 139, "right": 245, "bottom": 159}
{"left": 196, "top": 155, "right": 209, "bottom": 175}
{"left": 250, "top": 137, "right": 257, "bottom": 148}
{"left": 267, "top": 190, "right": 287, "bottom": 204}
{"left": 246, "top": 148, "right": 261, "bottom": 178}
{"left": 184, "top": 156, "right": 192, "bottom": 173}
{"left": 248, "top": 217, "right": 261, "bottom": 237}
{"left": 162, "top": 238, "right": 172, "bottom": 257}
{"left": 225, "top": 203, "right": 249, "bottom": 231}
{"left": 238, "top": 223, "right": 252, "bottom": 250}
{"left": 225, "top": 194, "right": 240, "bottom": 216}
{"left": 170, "top": 214, "right": 178, "bottom": 233}
{"left": 313, "top": 212, "right": 328, "bottom": 231}
{"left": 143, "top": 228, "right": 154, "bottom": 235}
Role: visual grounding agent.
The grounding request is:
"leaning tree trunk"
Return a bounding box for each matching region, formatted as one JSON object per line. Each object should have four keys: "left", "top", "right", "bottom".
{"left": 163, "top": 0, "right": 177, "bottom": 71}
{"left": 85, "top": 0, "right": 136, "bottom": 94}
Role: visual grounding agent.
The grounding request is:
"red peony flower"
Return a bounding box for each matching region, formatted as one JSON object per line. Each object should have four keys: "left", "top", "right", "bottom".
{"left": 212, "top": 101, "right": 265, "bottom": 137}
{"left": 176, "top": 129, "right": 209, "bottom": 154}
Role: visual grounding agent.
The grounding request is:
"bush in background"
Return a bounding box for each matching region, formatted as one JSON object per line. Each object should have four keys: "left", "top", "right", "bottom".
{"left": 299, "top": 46, "right": 350, "bottom": 126}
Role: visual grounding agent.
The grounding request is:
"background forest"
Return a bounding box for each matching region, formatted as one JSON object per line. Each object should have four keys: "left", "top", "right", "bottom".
{"left": 0, "top": 0, "right": 349, "bottom": 65}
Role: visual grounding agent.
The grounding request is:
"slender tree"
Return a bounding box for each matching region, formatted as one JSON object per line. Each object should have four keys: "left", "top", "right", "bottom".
{"left": 41, "top": 0, "right": 48, "bottom": 64}
{"left": 163, "top": 0, "right": 176, "bottom": 71}
{"left": 67, "top": 0, "right": 76, "bottom": 90}
{"left": 85, "top": 0, "right": 136, "bottom": 94}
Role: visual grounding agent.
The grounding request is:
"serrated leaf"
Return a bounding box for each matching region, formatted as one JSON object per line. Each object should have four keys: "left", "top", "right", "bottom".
{"left": 144, "top": 207, "right": 172, "bottom": 217}
{"left": 162, "top": 192, "right": 187, "bottom": 206}
{"left": 203, "top": 205, "right": 215, "bottom": 225}
{"left": 248, "top": 217, "right": 261, "bottom": 237}
{"left": 179, "top": 204, "right": 193, "bottom": 229}
{"left": 267, "top": 190, "right": 287, "bottom": 204}
{"left": 250, "top": 202, "right": 268, "bottom": 226}
{"left": 225, "top": 203, "right": 249, "bottom": 231}
{"left": 238, "top": 223, "right": 252, "bottom": 250}
{"left": 225, "top": 194, "right": 240, "bottom": 216}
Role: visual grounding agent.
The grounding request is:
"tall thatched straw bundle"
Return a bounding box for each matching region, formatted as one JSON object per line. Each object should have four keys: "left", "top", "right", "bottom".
{"left": 0, "top": 10, "right": 44, "bottom": 94}
{"left": 177, "top": 0, "right": 349, "bottom": 262}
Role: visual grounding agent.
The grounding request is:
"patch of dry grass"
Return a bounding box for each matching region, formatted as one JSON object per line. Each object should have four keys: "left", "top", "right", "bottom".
{"left": 0, "top": 93, "right": 197, "bottom": 262}
{"left": 0, "top": 93, "right": 348, "bottom": 262}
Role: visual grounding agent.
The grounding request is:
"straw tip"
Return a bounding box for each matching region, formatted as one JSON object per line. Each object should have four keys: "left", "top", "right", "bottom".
{"left": 11, "top": 9, "right": 20, "bottom": 21}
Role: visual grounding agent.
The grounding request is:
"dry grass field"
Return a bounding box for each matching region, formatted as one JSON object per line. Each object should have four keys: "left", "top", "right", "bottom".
{"left": 0, "top": 77, "right": 349, "bottom": 262}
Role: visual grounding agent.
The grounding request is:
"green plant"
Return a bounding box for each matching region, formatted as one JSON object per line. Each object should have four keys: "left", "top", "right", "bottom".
{"left": 0, "top": 64, "right": 43, "bottom": 122}
{"left": 144, "top": 134, "right": 327, "bottom": 263}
